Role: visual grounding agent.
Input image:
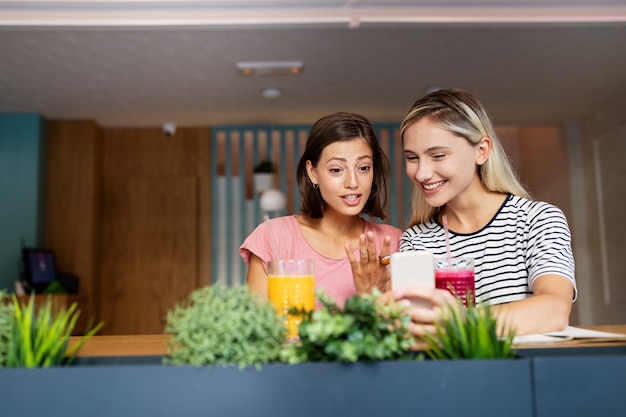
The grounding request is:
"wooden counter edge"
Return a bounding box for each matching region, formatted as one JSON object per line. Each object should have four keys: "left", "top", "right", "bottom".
{"left": 69, "top": 334, "right": 171, "bottom": 357}
{"left": 69, "top": 325, "right": 626, "bottom": 358}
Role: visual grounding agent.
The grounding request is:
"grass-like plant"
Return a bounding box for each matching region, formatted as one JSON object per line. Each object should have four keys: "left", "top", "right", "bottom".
{"left": 0, "top": 290, "right": 13, "bottom": 367}
{"left": 280, "top": 290, "right": 416, "bottom": 364}
{"left": 164, "top": 285, "right": 287, "bottom": 369}
{"left": 6, "top": 294, "right": 103, "bottom": 367}
{"left": 422, "top": 298, "right": 517, "bottom": 360}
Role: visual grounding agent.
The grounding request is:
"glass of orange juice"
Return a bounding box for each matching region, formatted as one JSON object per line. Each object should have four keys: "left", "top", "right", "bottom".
{"left": 267, "top": 259, "right": 315, "bottom": 340}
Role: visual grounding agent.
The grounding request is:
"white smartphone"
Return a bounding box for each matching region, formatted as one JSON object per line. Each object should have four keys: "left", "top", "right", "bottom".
{"left": 390, "top": 251, "right": 435, "bottom": 309}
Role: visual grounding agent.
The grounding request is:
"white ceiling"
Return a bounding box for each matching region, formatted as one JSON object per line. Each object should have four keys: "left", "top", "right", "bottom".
{"left": 1, "top": 1, "right": 626, "bottom": 128}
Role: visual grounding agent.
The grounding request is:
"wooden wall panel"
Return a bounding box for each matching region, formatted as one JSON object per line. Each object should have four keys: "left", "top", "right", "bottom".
{"left": 102, "top": 128, "right": 199, "bottom": 177}
{"left": 496, "top": 125, "right": 571, "bottom": 219}
{"left": 45, "top": 120, "right": 101, "bottom": 332}
{"left": 197, "top": 131, "right": 212, "bottom": 288}
{"left": 100, "top": 177, "right": 197, "bottom": 335}
{"left": 99, "top": 127, "right": 211, "bottom": 335}
{"left": 517, "top": 126, "right": 572, "bottom": 220}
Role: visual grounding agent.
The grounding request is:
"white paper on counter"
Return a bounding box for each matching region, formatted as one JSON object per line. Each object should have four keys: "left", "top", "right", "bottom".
{"left": 513, "top": 326, "right": 626, "bottom": 345}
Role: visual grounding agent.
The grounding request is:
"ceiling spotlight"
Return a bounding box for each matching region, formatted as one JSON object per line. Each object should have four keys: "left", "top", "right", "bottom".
{"left": 162, "top": 122, "right": 176, "bottom": 137}
{"left": 261, "top": 87, "right": 282, "bottom": 99}
{"left": 237, "top": 61, "right": 304, "bottom": 76}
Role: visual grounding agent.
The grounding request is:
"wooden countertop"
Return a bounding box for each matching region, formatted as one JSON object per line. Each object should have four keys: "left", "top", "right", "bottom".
{"left": 70, "top": 334, "right": 171, "bottom": 357}
{"left": 69, "top": 324, "right": 626, "bottom": 358}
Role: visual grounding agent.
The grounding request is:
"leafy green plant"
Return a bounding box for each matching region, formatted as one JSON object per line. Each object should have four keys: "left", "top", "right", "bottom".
{"left": 164, "top": 285, "right": 287, "bottom": 369}
{"left": 42, "top": 280, "right": 67, "bottom": 295}
{"left": 281, "top": 290, "right": 416, "bottom": 363}
{"left": 422, "top": 298, "right": 517, "bottom": 360}
{"left": 7, "top": 294, "right": 103, "bottom": 367}
{"left": 253, "top": 159, "right": 276, "bottom": 173}
{"left": 0, "top": 290, "right": 13, "bottom": 367}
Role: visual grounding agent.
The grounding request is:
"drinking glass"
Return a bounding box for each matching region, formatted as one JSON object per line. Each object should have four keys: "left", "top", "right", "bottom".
{"left": 267, "top": 259, "right": 315, "bottom": 339}
{"left": 434, "top": 257, "right": 475, "bottom": 307}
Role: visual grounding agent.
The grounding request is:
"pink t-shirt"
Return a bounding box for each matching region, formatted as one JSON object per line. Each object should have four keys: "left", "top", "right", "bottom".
{"left": 239, "top": 215, "right": 402, "bottom": 307}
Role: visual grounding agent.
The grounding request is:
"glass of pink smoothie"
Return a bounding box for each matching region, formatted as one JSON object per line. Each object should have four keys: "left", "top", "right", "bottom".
{"left": 434, "top": 257, "right": 475, "bottom": 307}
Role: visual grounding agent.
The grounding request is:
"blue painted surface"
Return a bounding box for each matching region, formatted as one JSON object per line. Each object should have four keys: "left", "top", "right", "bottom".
{"left": 0, "top": 359, "right": 533, "bottom": 417}
{"left": 4, "top": 350, "right": 626, "bottom": 417}
{"left": 533, "top": 354, "right": 626, "bottom": 417}
{"left": 0, "top": 114, "right": 45, "bottom": 292}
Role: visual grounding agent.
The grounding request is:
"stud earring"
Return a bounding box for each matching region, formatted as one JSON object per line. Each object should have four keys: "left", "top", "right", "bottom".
{"left": 312, "top": 183, "right": 319, "bottom": 189}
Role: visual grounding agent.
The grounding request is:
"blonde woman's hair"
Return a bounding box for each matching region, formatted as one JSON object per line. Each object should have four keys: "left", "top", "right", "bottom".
{"left": 400, "top": 88, "right": 530, "bottom": 226}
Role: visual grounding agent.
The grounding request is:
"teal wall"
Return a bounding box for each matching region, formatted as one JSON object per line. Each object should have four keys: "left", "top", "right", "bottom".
{"left": 0, "top": 114, "right": 45, "bottom": 292}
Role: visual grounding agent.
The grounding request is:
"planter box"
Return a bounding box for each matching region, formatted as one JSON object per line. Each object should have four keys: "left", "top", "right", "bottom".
{"left": 0, "top": 358, "right": 533, "bottom": 417}
{"left": 533, "top": 353, "right": 626, "bottom": 417}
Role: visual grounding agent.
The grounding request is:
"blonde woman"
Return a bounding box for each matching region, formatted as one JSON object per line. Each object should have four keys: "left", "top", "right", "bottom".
{"left": 369, "top": 89, "right": 576, "bottom": 336}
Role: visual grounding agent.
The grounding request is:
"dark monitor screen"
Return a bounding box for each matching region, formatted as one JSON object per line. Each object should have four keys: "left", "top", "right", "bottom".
{"left": 23, "top": 248, "right": 58, "bottom": 287}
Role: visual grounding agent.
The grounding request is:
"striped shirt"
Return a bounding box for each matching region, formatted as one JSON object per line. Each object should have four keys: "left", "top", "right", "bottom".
{"left": 399, "top": 194, "right": 577, "bottom": 306}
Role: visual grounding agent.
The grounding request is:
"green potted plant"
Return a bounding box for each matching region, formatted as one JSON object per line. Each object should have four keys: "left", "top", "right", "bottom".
{"left": 164, "top": 284, "right": 287, "bottom": 369}
{"left": 281, "top": 290, "right": 416, "bottom": 363}
{"left": 422, "top": 298, "right": 517, "bottom": 360}
{"left": 0, "top": 291, "right": 12, "bottom": 367}
{"left": 3, "top": 293, "right": 103, "bottom": 368}
{"left": 253, "top": 159, "right": 277, "bottom": 193}
{"left": 253, "top": 159, "right": 276, "bottom": 174}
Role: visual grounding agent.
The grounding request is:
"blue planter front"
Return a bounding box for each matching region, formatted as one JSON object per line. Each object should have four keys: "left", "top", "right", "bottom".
{"left": 533, "top": 354, "right": 626, "bottom": 417}
{"left": 0, "top": 358, "right": 533, "bottom": 417}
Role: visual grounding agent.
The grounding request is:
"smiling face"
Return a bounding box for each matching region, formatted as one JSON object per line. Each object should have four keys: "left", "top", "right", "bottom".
{"left": 403, "top": 116, "right": 490, "bottom": 208}
{"left": 306, "top": 138, "right": 374, "bottom": 217}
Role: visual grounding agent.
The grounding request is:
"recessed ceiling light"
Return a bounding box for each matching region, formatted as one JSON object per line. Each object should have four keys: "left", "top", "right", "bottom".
{"left": 261, "top": 87, "right": 282, "bottom": 99}
{"left": 236, "top": 61, "right": 304, "bottom": 76}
